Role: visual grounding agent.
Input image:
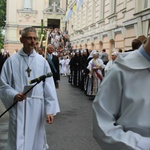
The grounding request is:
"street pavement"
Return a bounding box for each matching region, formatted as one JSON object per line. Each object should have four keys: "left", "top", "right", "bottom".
{"left": 0, "top": 76, "right": 101, "bottom": 150}
{"left": 47, "top": 76, "right": 100, "bottom": 150}
{"left": 0, "top": 111, "right": 8, "bottom": 150}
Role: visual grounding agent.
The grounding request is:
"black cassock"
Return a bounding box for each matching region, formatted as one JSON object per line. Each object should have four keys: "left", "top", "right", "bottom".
{"left": 70, "top": 54, "right": 81, "bottom": 87}
{"left": 46, "top": 54, "right": 60, "bottom": 88}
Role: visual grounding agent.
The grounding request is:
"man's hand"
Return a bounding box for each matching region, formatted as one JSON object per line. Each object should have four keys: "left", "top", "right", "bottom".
{"left": 14, "top": 93, "right": 26, "bottom": 102}
{"left": 46, "top": 114, "right": 54, "bottom": 124}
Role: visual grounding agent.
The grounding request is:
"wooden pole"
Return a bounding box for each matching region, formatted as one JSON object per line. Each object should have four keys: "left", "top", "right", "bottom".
{"left": 38, "top": 34, "right": 44, "bottom": 48}
{"left": 44, "top": 29, "right": 50, "bottom": 58}
{"left": 38, "top": 19, "right": 44, "bottom": 48}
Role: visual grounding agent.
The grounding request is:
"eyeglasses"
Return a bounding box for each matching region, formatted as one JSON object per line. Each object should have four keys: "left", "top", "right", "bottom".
{"left": 23, "top": 36, "right": 38, "bottom": 41}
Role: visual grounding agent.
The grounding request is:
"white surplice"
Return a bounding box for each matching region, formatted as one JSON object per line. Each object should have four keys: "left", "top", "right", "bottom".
{"left": 93, "top": 45, "right": 150, "bottom": 150}
{"left": 0, "top": 49, "right": 60, "bottom": 150}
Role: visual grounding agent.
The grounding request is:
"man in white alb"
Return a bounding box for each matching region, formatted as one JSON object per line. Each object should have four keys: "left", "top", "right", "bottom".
{"left": 0, "top": 27, "right": 60, "bottom": 150}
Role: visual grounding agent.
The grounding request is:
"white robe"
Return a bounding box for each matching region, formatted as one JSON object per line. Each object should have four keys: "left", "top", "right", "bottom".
{"left": 61, "top": 58, "right": 70, "bottom": 75}
{"left": 104, "top": 60, "right": 114, "bottom": 74}
{"left": 59, "top": 59, "right": 63, "bottom": 74}
{"left": 93, "top": 45, "right": 150, "bottom": 150}
{"left": 87, "top": 58, "right": 105, "bottom": 75}
{"left": 0, "top": 49, "right": 60, "bottom": 150}
{"left": 86, "top": 58, "right": 105, "bottom": 96}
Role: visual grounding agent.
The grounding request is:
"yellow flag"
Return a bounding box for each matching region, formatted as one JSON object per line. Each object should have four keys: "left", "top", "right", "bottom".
{"left": 73, "top": 4, "right": 76, "bottom": 11}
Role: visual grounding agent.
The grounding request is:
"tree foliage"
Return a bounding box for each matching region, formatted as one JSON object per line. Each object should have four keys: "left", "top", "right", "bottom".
{"left": 0, "top": 0, "right": 6, "bottom": 49}
{"left": 0, "top": 0, "right": 6, "bottom": 27}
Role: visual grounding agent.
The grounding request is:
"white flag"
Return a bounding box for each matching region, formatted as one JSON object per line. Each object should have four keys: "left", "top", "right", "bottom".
{"left": 76, "top": 0, "right": 83, "bottom": 10}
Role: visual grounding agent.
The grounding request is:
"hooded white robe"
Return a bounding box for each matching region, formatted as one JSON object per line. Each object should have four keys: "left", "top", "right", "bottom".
{"left": 0, "top": 48, "right": 60, "bottom": 150}
{"left": 93, "top": 45, "right": 150, "bottom": 150}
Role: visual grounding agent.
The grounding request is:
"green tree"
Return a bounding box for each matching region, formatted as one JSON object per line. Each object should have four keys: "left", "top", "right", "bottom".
{"left": 0, "top": 0, "right": 6, "bottom": 49}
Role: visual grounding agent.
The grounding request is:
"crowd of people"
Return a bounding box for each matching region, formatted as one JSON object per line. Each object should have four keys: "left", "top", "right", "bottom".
{"left": 0, "top": 29, "right": 141, "bottom": 100}
{"left": 48, "top": 28, "right": 71, "bottom": 52}
{"left": 63, "top": 38, "right": 144, "bottom": 100}
{"left": 1, "top": 25, "right": 150, "bottom": 150}
{"left": 36, "top": 28, "right": 71, "bottom": 57}
{"left": 0, "top": 49, "right": 10, "bottom": 73}
{"left": 63, "top": 48, "right": 119, "bottom": 99}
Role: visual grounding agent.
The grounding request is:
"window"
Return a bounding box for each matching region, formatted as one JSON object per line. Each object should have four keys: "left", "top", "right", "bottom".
{"left": 110, "top": 0, "right": 116, "bottom": 14}
{"left": 113, "top": 0, "right": 116, "bottom": 13}
{"left": 136, "top": 0, "right": 150, "bottom": 13}
{"left": 85, "top": 0, "right": 89, "bottom": 26}
{"left": 123, "top": 0, "right": 127, "bottom": 9}
{"left": 143, "top": 0, "right": 149, "bottom": 9}
{"left": 92, "top": 0, "right": 96, "bottom": 23}
{"left": 99, "top": 0, "right": 104, "bottom": 20}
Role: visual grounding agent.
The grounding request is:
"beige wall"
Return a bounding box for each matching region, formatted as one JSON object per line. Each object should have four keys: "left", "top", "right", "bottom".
{"left": 67, "top": 0, "right": 150, "bottom": 57}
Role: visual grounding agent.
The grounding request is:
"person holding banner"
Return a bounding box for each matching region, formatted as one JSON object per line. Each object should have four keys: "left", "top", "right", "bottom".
{"left": 0, "top": 27, "right": 60, "bottom": 150}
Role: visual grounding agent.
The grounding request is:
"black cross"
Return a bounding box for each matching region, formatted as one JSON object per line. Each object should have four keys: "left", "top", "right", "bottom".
{"left": 26, "top": 67, "right": 32, "bottom": 77}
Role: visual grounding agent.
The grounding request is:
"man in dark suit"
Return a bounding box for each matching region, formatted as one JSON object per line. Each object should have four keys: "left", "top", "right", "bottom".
{"left": 46, "top": 44, "right": 60, "bottom": 88}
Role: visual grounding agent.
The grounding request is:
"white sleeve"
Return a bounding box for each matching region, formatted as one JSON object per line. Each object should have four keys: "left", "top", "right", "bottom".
{"left": 136, "top": 137, "right": 150, "bottom": 150}
{"left": 92, "top": 65, "right": 149, "bottom": 150}
{"left": 44, "top": 61, "right": 60, "bottom": 115}
{"left": 87, "top": 59, "right": 93, "bottom": 71}
{"left": 97, "top": 58, "right": 105, "bottom": 68}
{"left": 104, "top": 61, "right": 111, "bottom": 72}
{"left": 0, "top": 59, "right": 18, "bottom": 109}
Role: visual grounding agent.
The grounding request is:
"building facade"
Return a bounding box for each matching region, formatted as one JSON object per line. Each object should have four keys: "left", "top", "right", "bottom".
{"left": 4, "top": 0, "right": 67, "bottom": 54}
{"left": 66, "top": 0, "right": 150, "bottom": 56}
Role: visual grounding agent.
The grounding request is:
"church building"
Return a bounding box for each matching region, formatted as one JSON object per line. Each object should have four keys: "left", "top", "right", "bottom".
{"left": 67, "top": 0, "right": 150, "bottom": 56}
{"left": 4, "top": 0, "right": 67, "bottom": 54}
{"left": 4, "top": 0, "right": 150, "bottom": 57}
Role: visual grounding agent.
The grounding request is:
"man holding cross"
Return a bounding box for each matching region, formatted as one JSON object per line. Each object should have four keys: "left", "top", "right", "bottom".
{"left": 0, "top": 27, "right": 60, "bottom": 150}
